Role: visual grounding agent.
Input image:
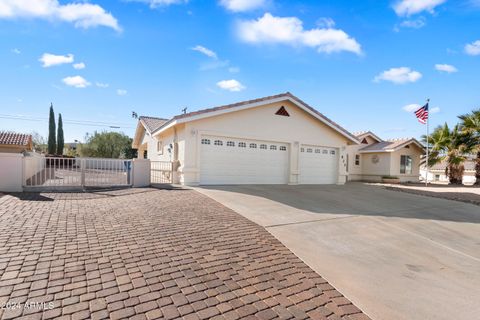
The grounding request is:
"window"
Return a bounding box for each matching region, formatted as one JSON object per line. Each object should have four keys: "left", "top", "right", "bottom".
{"left": 157, "top": 141, "right": 163, "bottom": 155}
{"left": 435, "top": 174, "right": 440, "bottom": 181}
{"left": 322, "top": 150, "right": 328, "bottom": 154}
{"left": 260, "top": 144, "right": 267, "bottom": 149}
{"left": 300, "top": 147, "right": 305, "bottom": 152}
{"left": 307, "top": 148, "right": 313, "bottom": 153}
{"left": 330, "top": 150, "right": 336, "bottom": 155}
{"left": 270, "top": 145, "right": 277, "bottom": 150}
{"left": 214, "top": 140, "right": 223, "bottom": 146}
{"left": 400, "top": 155, "right": 413, "bottom": 174}
{"left": 249, "top": 143, "right": 257, "bottom": 148}
{"left": 201, "top": 138, "right": 210, "bottom": 145}
{"left": 238, "top": 142, "right": 246, "bottom": 148}
{"left": 361, "top": 138, "right": 368, "bottom": 144}
{"left": 355, "top": 154, "right": 360, "bottom": 166}
{"left": 143, "top": 150, "right": 148, "bottom": 159}
{"left": 279, "top": 146, "right": 287, "bottom": 151}
{"left": 227, "top": 141, "right": 235, "bottom": 147}
{"left": 315, "top": 149, "right": 321, "bottom": 153}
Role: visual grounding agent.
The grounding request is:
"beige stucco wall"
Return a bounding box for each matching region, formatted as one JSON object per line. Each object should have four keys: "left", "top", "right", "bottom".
{"left": 178, "top": 100, "right": 351, "bottom": 185}
{"left": 389, "top": 145, "right": 422, "bottom": 182}
{"left": 360, "top": 153, "right": 392, "bottom": 181}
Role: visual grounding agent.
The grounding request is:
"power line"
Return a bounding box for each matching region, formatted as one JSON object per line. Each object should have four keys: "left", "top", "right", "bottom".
{"left": 0, "top": 114, "right": 134, "bottom": 129}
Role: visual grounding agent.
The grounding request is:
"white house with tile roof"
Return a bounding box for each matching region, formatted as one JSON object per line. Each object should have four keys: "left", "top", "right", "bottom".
{"left": 347, "top": 131, "right": 424, "bottom": 182}
{"left": 133, "top": 92, "right": 361, "bottom": 186}
{"left": 133, "top": 93, "right": 425, "bottom": 185}
{"left": 420, "top": 158, "right": 477, "bottom": 185}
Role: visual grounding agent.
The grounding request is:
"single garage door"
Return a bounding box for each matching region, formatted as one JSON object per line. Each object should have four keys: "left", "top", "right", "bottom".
{"left": 299, "top": 145, "right": 339, "bottom": 184}
{"left": 200, "top": 136, "right": 289, "bottom": 185}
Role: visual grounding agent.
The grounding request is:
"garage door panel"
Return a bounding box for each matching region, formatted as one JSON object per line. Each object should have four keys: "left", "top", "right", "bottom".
{"left": 200, "top": 136, "right": 289, "bottom": 185}
{"left": 300, "top": 145, "right": 338, "bottom": 184}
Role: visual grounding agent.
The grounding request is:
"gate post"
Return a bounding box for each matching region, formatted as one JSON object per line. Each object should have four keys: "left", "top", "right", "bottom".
{"left": 80, "top": 158, "right": 86, "bottom": 187}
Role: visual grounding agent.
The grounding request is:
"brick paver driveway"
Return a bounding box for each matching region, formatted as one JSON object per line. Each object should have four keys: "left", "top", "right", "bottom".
{"left": 0, "top": 189, "right": 368, "bottom": 320}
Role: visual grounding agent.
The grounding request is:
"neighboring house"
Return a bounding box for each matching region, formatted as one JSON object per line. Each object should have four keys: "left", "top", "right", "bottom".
{"left": 420, "top": 158, "right": 477, "bottom": 185}
{"left": 132, "top": 92, "right": 359, "bottom": 186}
{"left": 347, "top": 131, "right": 424, "bottom": 182}
{"left": 0, "top": 131, "right": 33, "bottom": 153}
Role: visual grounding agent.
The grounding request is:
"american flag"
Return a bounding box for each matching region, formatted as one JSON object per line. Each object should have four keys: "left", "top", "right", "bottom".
{"left": 414, "top": 103, "right": 429, "bottom": 124}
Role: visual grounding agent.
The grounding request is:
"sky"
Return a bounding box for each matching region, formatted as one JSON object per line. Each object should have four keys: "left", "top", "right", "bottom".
{"left": 0, "top": 0, "right": 479, "bottom": 143}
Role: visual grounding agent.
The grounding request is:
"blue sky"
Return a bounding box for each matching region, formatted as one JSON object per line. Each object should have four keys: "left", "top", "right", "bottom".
{"left": 1, "top": 0, "right": 479, "bottom": 142}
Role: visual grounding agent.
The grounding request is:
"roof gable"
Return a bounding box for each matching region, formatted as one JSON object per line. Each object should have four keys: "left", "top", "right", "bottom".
{"left": 354, "top": 131, "right": 383, "bottom": 143}
{"left": 153, "top": 93, "right": 359, "bottom": 144}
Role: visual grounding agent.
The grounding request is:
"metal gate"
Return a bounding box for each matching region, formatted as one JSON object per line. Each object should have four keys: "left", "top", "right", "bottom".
{"left": 23, "top": 156, "right": 132, "bottom": 190}
{"left": 151, "top": 161, "right": 173, "bottom": 184}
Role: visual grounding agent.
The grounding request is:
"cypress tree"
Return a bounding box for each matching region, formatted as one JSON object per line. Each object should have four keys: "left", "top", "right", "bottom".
{"left": 57, "top": 113, "right": 64, "bottom": 155}
{"left": 48, "top": 103, "right": 56, "bottom": 154}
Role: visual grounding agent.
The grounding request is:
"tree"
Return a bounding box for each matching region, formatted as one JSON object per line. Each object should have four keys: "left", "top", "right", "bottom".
{"left": 459, "top": 109, "right": 480, "bottom": 185}
{"left": 31, "top": 131, "right": 47, "bottom": 153}
{"left": 423, "top": 123, "right": 475, "bottom": 184}
{"left": 78, "top": 131, "right": 134, "bottom": 159}
{"left": 48, "top": 103, "right": 56, "bottom": 154}
{"left": 56, "top": 113, "right": 64, "bottom": 155}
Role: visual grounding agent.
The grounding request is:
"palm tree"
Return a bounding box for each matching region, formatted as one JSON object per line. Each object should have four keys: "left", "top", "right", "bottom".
{"left": 459, "top": 109, "right": 480, "bottom": 185}
{"left": 423, "top": 123, "right": 475, "bottom": 184}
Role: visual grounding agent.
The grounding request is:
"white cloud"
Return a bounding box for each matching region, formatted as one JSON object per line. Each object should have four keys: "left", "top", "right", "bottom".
{"left": 465, "top": 40, "right": 480, "bottom": 56}
{"left": 0, "top": 0, "right": 120, "bottom": 31}
{"left": 396, "top": 17, "right": 426, "bottom": 30}
{"left": 219, "top": 0, "right": 266, "bottom": 12}
{"left": 228, "top": 66, "right": 240, "bottom": 73}
{"left": 403, "top": 103, "right": 440, "bottom": 113}
{"left": 96, "top": 82, "right": 109, "bottom": 88}
{"left": 431, "top": 107, "right": 440, "bottom": 113}
{"left": 117, "top": 89, "right": 127, "bottom": 96}
{"left": 237, "top": 13, "right": 362, "bottom": 55}
{"left": 191, "top": 45, "right": 217, "bottom": 59}
{"left": 62, "top": 75, "right": 91, "bottom": 88}
{"left": 39, "top": 53, "right": 74, "bottom": 67}
{"left": 435, "top": 63, "right": 458, "bottom": 73}
{"left": 216, "top": 79, "right": 246, "bottom": 92}
{"left": 12, "top": 48, "right": 21, "bottom": 54}
{"left": 316, "top": 17, "right": 336, "bottom": 29}
{"left": 403, "top": 103, "right": 421, "bottom": 112}
{"left": 393, "top": 0, "right": 446, "bottom": 16}
{"left": 127, "top": 0, "right": 187, "bottom": 8}
{"left": 73, "top": 62, "right": 85, "bottom": 70}
{"left": 374, "top": 67, "right": 422, "bottom": 84}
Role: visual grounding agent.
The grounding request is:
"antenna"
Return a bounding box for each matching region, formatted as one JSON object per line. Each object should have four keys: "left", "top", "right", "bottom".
{"left": 181, "top": 107, "right": 187, "bottom": 114}
{"left": 132, "top": 111, "right": 138, "bottom": 119}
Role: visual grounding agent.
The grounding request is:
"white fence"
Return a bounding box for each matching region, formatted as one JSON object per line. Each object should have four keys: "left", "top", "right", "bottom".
{"left": 151, "top": 161, "right": 173, "bottom": 184}
{"left": 0, "top": 153, "right": 158, "bottom": 192}
{"left": 23, "top": 157, "right": 133, "bottom": 190}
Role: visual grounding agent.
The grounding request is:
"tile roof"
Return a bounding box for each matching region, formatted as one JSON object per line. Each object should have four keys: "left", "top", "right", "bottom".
{"left": 359, "top": 138, "right": 422, "bottom": 152}
{"left": 139, "top": 116, "right": 168, "bottom": 133}
{"left": 151, "top": 92, "right": 359, "bottom": 142}
{"left": 430, "top": 159, "right": 476, "bottom": 171}
{"left": 0, "top": 131, "right": 31, "bottom": 146}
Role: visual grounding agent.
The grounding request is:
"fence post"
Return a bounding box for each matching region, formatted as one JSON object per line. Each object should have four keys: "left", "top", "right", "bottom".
{"left": 80, "top": 158, "right": 86, "bottom": 187}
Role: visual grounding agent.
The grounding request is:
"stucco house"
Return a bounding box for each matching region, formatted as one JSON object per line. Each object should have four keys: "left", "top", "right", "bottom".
{"left": 420, "top": 158, "right": 477, "bottom": 185}
{"left": 133, "top": 93, "right": 425, "bottom": 186}
{"left": 347, "top": 131, "right": 424, "bottom": 182}
{"left": 0, "top": 131, "right": 33, "bottom": 153}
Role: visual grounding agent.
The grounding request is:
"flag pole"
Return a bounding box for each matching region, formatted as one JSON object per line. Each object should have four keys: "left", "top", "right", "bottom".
{"left": 425, "top": 98, "right": 430, "bottom": 187}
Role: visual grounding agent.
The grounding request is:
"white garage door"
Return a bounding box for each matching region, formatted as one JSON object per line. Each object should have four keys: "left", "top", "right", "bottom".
{"left": 200, "top": 136, "right": 289, "bottom": 185}
{"left": 299, "top": 145, "right": 339, "bottom": 184}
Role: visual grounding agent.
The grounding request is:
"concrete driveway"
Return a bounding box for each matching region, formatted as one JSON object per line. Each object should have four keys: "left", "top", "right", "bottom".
{"left": 196, "top": 183, "right": 480, "bottom": 320}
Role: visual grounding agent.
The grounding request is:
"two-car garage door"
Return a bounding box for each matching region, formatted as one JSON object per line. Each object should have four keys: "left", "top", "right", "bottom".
{"left": 200, "top": 136, "right": 289, "bottom": 184}
{"left": 199, "top": 136, "right": 339, "bottom": 185}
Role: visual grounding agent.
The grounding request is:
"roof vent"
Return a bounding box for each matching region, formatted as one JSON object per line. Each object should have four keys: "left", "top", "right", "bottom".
{"left": 275, "top": 106, "right": 290, "bottom": 117}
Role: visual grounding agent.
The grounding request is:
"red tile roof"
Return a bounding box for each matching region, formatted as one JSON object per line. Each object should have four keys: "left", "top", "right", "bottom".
{"left": 0, "top": 131, "right": 31, "bottom": 146}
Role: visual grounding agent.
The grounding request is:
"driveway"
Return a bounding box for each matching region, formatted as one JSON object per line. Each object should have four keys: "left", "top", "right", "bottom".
{"left": 196, "top": 183, "right": 480, "bottom": 320}
{"left": 0, "top": 188, "right": 367, "bottom": 320}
